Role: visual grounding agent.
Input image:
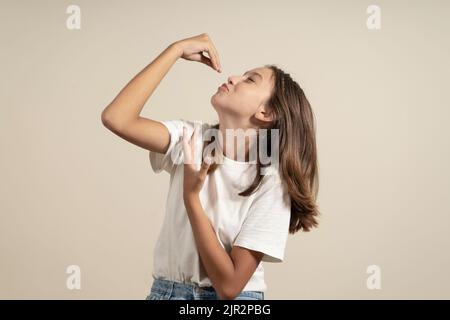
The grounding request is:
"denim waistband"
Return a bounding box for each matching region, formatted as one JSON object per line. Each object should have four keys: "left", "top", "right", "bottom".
{"left": 150, "top": 278, "right": 264, "bottom": 300}
{"left": 152, "top": 278, "right": 215, "bottom": 292}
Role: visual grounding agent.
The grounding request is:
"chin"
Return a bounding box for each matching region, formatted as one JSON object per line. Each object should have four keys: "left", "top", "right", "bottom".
{"left": 211, "top": 95, "right": 238, "bottom": 115}
{"left": 210, "top": 95, "right": 222, "bottom": 110}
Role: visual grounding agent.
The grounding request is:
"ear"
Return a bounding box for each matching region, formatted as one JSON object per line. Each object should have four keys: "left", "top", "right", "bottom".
{"left": 254, "top": 104, "right": 274, "bottom": 124}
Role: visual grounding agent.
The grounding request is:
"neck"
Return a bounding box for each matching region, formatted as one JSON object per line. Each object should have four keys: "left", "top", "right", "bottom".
{"left": 217, "top": 115, "right": 258, "bottom": 162}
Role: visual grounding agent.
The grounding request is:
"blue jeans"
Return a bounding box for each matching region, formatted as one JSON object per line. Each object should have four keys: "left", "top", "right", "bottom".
{"left": 146, "top": 278, "right": 264, "bottom": 300}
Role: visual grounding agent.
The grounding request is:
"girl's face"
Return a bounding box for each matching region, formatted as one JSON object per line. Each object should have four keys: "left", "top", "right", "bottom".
{"left": 211, "top": 67, "right": 275, "bottom": 122}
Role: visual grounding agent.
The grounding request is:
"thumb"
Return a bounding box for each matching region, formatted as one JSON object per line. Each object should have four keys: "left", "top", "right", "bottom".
{"left": 199, "top": 54, "right": 215, "bottom": 70}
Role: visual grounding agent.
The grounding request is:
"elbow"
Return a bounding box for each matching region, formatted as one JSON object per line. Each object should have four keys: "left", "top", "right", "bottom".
{"left": 101, "top": 109, "right": 113, "bottom": 128}
{"left": 216, "top": 285, "right": 238, "bottom": 301}
{"left": 101, "top": 109, "right": 122, "bottom": 132}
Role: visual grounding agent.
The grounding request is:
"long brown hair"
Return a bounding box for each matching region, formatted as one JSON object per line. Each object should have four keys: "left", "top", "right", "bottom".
{"left": 202, "top": 64, "right": 320, "bottom": 234}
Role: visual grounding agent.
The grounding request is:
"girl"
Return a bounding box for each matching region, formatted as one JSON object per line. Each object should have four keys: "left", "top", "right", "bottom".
{"left": 101, "top": 33, "right": 320, "bottom": 300}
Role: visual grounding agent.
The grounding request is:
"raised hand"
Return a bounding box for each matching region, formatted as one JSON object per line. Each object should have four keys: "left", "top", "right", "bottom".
{"left": 173, "top": 33, "right": 222, "bottom": 73}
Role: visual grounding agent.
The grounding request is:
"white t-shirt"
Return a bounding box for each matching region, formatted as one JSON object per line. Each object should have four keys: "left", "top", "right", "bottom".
{"left": 148, "top": 119, "right": 291, "bottom": 292}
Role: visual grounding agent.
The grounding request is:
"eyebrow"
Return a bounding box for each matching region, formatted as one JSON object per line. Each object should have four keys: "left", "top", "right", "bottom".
{"left": 243, "top": 71, "right": 263, "bottom": 81}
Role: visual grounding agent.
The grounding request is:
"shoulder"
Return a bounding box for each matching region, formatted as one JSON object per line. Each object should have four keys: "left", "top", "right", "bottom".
{"left": 172, "top": 119, "right": 214, "bottom": 137}
{"left": 156, "top": 119, "right": 216, "bottom": 147}
{"left": 254, "top": 169, "right": 290, "bottom": 205}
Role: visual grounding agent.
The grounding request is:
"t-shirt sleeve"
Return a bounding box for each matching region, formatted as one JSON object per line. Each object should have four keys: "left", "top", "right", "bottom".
{"left": 148, "top": 119, "right": 196, "bottom": 174}
{"left": 233, "top": 176, "right": 291, "bottom": 263}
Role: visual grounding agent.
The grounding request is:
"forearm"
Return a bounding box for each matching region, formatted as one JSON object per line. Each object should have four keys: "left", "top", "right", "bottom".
{"left": 101, "top": 43, "right": 182, "bottom": 126}
{"left": 184, "top": 195, "right": 236, "bottom": 299}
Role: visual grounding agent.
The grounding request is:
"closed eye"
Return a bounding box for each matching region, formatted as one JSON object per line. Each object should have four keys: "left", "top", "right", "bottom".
{"left": 246, "top": 77, "right": 254, "bottom": 83}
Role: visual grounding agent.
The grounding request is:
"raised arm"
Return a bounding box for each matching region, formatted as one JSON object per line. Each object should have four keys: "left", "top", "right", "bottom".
{"left": 101, "top": 43, "right": 182, "bottom": 153}
{"left": 101, "top": 33, "right": 222, "bottom": 154}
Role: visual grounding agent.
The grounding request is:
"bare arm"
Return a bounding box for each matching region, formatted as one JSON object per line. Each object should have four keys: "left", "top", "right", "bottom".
{"left": 100, "top": 43, "right": 183, "bottom": 153}
{"left": 184, "top": 194, "right": 264, "bottom": 300}
{"left": 101, "top": 33, "right": 222, "bottom": 154}
{"left": 182, "top": 128, "right": 264, "bottom": 300}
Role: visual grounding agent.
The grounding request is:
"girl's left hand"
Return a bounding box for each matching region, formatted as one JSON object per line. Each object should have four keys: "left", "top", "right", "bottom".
{"left": 182, "top": 125, "right": 212, "bottom": 202}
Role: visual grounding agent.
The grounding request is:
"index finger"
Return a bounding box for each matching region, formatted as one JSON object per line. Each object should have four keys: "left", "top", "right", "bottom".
{"left": 208, "top": 39, "right": 221, "bottom": 72}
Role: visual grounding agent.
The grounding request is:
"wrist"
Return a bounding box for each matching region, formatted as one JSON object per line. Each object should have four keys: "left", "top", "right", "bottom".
{"left": 169, "top": 42, "right": 183, "bottom": 59}
{"left": 184, "top": 192, "right": 200, "bottom": 206}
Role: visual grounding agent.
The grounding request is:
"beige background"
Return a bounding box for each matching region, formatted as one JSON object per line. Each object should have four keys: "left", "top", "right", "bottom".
{"left": 1, "top": 0, "right": 449, "bottom": 299}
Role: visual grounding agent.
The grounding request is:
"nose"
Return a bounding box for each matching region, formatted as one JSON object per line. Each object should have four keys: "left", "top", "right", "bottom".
{"left": 227, "top": 75, "right": 243, "bottom": 86}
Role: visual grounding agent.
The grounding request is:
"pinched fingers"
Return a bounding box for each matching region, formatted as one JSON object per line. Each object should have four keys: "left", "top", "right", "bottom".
{"left": 203, "top": 34, "right": 221, "bottom": 72}
{"left": 208, "top": 42, "right": 221, "bottom": 72}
